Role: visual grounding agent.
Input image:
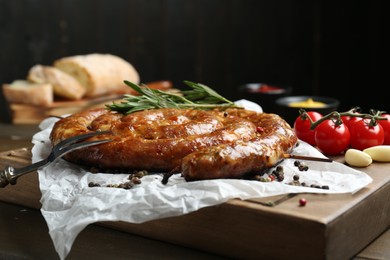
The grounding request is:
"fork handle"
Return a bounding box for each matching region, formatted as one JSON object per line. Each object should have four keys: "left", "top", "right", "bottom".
{"left": 0, "top": 166, "right": 15, "bottom": 188}
{"left": 0, "top": 159, "right": 48, "bottom": 188}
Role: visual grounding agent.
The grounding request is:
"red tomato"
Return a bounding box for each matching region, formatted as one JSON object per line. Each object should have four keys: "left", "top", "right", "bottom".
{"left": 349, "top": 119, "right": 384, "bottom": 150}
{"left": 341, "top": 114, "right": 362, "bottom": 129}
{"left": 314, "top": 119, "right": 351, "bottom": 155}
{"left": 293, "top": 111, "right": 323, "bottom": 146}
{"left": 378, "top": 114, "right": 390, "bottom": 145}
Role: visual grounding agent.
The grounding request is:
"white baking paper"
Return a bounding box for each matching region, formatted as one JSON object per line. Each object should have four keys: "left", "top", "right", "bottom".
{"left": 31, "top": 101, "right": 372, "bottom": 260}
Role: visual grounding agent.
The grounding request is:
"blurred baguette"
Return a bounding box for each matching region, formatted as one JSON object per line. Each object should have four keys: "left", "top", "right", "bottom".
{"left": 27, "top": 64, "right": 86, "bottom": 100}
{"left": 2, "top": 80, "right": 53, "bottom": 106}
{"left": 54, "top": 53, "right": 140, "bottom": 98}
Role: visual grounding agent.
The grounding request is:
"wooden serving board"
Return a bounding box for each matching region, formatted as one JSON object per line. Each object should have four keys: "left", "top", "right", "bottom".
{"left": 1, "top": 148, "right": 390, "bottom": 259}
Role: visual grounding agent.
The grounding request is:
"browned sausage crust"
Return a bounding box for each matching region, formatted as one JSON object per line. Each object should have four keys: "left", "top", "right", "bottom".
{"left": 181, "top": 111, "right": 297, "bottom": 180}
{"left": 50, "top": 107, "right": 297, "bottom": 180}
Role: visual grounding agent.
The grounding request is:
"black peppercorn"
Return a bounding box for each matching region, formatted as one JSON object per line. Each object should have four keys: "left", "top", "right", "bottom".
{"left": 276, "top": 165, "right": 284, "bottom": 172}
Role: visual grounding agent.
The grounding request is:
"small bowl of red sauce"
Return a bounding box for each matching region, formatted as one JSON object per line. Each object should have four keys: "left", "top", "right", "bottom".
{"left": 238, "top": 83, "right": 292, "bottom": 113}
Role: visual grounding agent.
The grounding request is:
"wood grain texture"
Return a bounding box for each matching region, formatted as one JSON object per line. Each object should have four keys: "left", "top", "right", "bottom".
{"left": 0, "top": 200, "right": 225, "bottom": 260}
{"left": 8, "top": 95, "right": 120, "bottom": 124}
{"left": 354, "top": 229, "right": 390, "bottom": 260}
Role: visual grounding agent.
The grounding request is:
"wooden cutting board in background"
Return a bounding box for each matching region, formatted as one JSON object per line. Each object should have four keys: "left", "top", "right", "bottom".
{"left": 6, "top": 80, "right": 174, "bottom": 124}
{"left": 8, "top": 94, "right": 122, "bottom": 124}
{"left": 0, "top": 148, "right": 389, "bottom": 259}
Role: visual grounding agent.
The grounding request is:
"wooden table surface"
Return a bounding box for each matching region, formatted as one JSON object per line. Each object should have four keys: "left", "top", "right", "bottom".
{"left": 0, "top": 123, "right": 389, "bottom": 260}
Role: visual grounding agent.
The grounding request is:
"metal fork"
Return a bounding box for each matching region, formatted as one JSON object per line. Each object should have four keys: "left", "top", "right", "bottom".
{"left": 0, "top": 131, "right": 112, "bottom": 188}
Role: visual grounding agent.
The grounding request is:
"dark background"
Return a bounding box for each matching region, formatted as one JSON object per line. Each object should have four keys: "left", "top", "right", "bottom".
{"left": 0, "top": 0, "right": 386, "bottom": 123}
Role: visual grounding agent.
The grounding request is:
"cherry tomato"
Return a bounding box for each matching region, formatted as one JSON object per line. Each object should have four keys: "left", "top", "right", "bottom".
{"left": 349, "top": 119, "right": 384, "bottom": 150}
{"left": 378, "top": 114, "right": 390, "bottom": 145}
{"left": 314, "top": 119, "right": 350, "bottom": 155}
{"left": 293, "top": 111, "right": 323, "bottom": 146}
{"left": 341, "top": 114, "right": 362, "bottom": 129}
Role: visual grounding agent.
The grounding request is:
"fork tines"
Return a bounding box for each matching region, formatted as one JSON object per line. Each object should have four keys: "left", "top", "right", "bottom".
{"left": 53, "top": 130, "right": 112, "bottom": 159}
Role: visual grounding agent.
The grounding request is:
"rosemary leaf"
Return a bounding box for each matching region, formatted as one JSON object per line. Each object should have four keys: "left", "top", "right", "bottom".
{"left": 106, "top": 80, "right": 240, "bottom": 114}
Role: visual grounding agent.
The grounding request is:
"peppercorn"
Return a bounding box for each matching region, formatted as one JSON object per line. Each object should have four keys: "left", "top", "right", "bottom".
{"left": 299, "top": 198, "right": 307, "bottom": 207}
{"left": 134, "top": 170, "right": 148, "bottom": 178}
{"left": 253, "top": 175, "right": 262, "bottom": 181}
{"left": 122, "top": 182, "right": 134, "bottom": 189}
{"left": 131, "top": 176, "right": 142, "bottom": 184}
{"left": 259, "top": 177, "right": 272, "bottom": 182}
{"left": 276, "top": 165, "right": 284, "bottom": 172}
{"left": 298, "top": 164, "right": 309, "bottom": 171}
{"left": 88, "top": 182, "right": 101, "bottom": 187}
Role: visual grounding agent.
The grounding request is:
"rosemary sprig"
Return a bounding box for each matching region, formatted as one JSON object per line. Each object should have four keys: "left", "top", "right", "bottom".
{"left": 106, "top": 80, "right": 241, "bottom": 114}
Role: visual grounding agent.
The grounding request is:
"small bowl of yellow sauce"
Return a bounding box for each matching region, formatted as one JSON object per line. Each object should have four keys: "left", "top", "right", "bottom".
{"left": 287, "top": 98, "right": 327, "bottom": 108}
{"left": 275, "top": 96, "right": 340, "bottom": 126}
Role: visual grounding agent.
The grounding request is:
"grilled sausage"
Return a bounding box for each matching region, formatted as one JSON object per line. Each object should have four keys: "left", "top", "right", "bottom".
{"left": 181, "top": 113, "right": 297, "bottom": 180}
{"left": 50, "top": 107, "right": 297, "bottom": 179}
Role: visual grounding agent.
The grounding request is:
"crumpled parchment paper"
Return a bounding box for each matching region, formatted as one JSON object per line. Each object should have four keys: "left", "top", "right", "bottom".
{"left": 31, "top": 101, "right": 372, "bottom": 259}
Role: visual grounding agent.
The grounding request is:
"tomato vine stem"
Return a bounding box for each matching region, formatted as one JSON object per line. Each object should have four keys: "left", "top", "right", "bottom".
{"left": 298, "top": 107, "right": 388, "bottom": 130}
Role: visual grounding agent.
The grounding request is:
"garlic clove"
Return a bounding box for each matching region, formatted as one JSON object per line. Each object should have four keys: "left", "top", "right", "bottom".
{"left": 363, "top": 145, "right": 390, "bottom": 162}
{"left": 345, "top": 148, "right": 373, "bottom": 167}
